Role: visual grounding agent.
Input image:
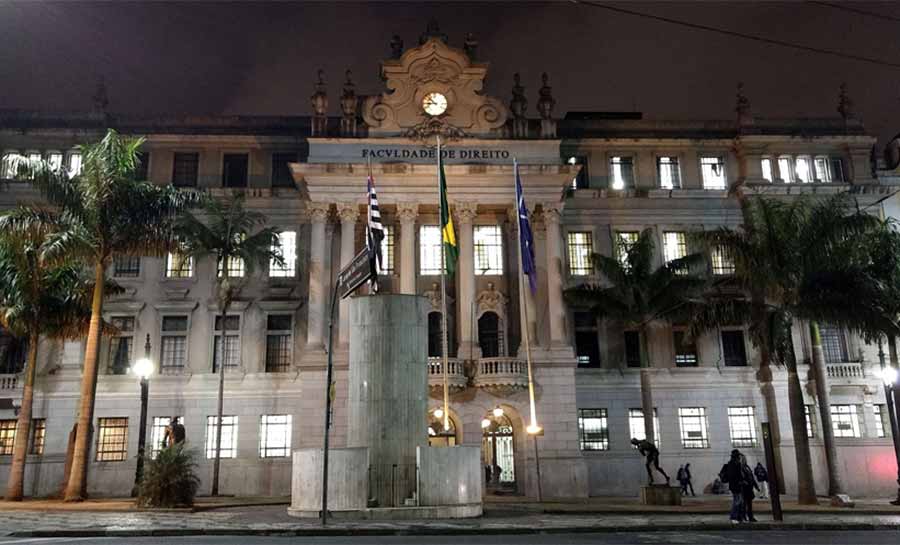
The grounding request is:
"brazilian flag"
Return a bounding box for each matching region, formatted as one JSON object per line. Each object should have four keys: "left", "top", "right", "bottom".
{"left": 439, "top": 152, "right": 458, "bottom": 276}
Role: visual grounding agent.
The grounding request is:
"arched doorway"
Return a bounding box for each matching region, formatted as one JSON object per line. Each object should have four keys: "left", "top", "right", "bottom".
{"left": 427, "top": 408, "right": 458, "bottom": 447}
{"left": 478, "top": 311, "right": 501, "bottom": 358}
{"left": 482, "top": 409, "right": 516, "bottom": 491}
{"left": 427, "top": 312, "right": 442, "bottom": 358}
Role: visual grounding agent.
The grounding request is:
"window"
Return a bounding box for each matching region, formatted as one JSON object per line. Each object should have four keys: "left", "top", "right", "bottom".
{"left": 700, "top": 156, "right": 726, "bottom": 189}
{"left": 0, "top": 420, "right": 16, "bottom": 455}
{"left": 629, "top": 408, "right": 661, "bottom": 447}
{"left": 113, "top": 255, "right": 141, "bottom": 278}
{"left": 728, "top": 406, "right": 758, "bottom": 447}
{"left": 474, "top": 225, "right": 503, "bottom": 275}
{"left": 150, "top": 416, "right": 182, "bottom": 457}
{"left": 609, "top": 156, "right": 634, "bottom": 190}
{"left": 615, "top": 231, "right": 639, "bottom": 269}
{"left": 172, "top": 152, "right": 199, "bottom": 187}
{"left": 874, "top": 405, "right": 888, "bottom": 438}
{"left": 265, "top": 314, "right": 293, "bottom": 372}
{"left": 96, "top": 417, "right": 128, "bottom": 461}
{"left": 819, "top": 324, "right": 848, "bottom": 364}
{"left": 217, "top": 255, "right": 245, "bottom": 278}
{"left": 222, "top": 153, "right": 249, "bottom": 188}
{"left": 47, "top": 152, "right": 63, "bottom": 172}
{"left": 777, "top": 157, "right": 793, "bottom": 183}
{"left": 761, "top": 158, "right": 773, "bottom": 182}
{"left": 271, "top": 152, "right": 297, "bottom": 188}
{"left": 26, "top": 151, "right": 41, "bottom": 163}
{"left": 663, "top": 232, "right": 687, "bottom": 264}
{"left": 678, "top": 407, "right": 710, "bottom": 448}
{"left": 2, "top": 151, "right": 20, "bottom": 178}
{"left": 673, "top": 330, "right": 698, "bottom": 367}
{"left": 160, "top": 316, "right": 188, "bottom": 374}
{"left": 380, "top": 225, "right": 395, "bottom": 275}
{"left": 657, "top": 157, "right": 681, "bottom": 189}
{"left": 574, "top": 311, "right": 600, "bottom": 367}
{"left": 0, "top": 326, "right": 27, "bottom": 374}
{"left": 568, "top": 156, "right": 590, "bottom": 190}
{"left": 624, "top": 331, "right": 641, "bottom": 368}
{"left": 166, "top": 251, "right": 193, "bottom": 278}
{"left": 108, "top": 317, "right": 135, "bottom": 375}
{"left": 419, "top": 226, "right": 443, "bottom": 275}
{"left": 205, "top": 416, "right": 238, "bottom": 459}
{"left": 805, "top": 405, "right": 816, "bottom": 438}
{"left": 30, "top": 419, "right": 45, "bottom": 455}
{"left": 795, "top": 156, "right": 813, "bottom": 183}
{"left": 567, "top": 231, "right": 593, "bottom": 276}
{"left": 814, "top": 157, "right": 844, "bottom": 183}
{"left": 577, "top": 409, "right": 609, "bottom": 450}
{"left": 259, "top": 414, "right": 292, "bottom": 458}
{"left": 269, "top": 230, "right": 297, "bottom": 278}
{"left": 478, "top": 312, "right": 502, "bottom": 358}
{"left": 831, "top": 404, "right": 861, "bottom": 438}
{"left": 213, "top": 315, "right": 241, "bottom": 372}
{"left": 67, "top": 152, "right": 83, "bottom": 178}
{"left": 135, "top": 151, "right": 150, "bottom": 181}
{"left": 711, "top": 246, "right": 734, "bottom": 275}
{"left": 722, "top": 330, "right": 748, "bottom": 367}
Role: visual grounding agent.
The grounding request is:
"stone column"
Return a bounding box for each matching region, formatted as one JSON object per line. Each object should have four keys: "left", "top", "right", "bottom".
{"left": 507, "top": 207, "right": 538, "bottom": 346}
{"left": 397, "top": 202, "right": 419, "bottom": 295}
{"left": 337, "top": 202, "right": 360, "bottom": 346}
{"left": 306, "top": 202, "right": 330, "bottom": 349}
{"left": 456, "top": 202, "right": 478, "bottom": 359}
{"left": 542, "top": 204, "right": 567, "bottom": 346}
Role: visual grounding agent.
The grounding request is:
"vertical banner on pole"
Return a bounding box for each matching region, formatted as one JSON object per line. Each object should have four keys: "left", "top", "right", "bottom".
{"left": 761, "top": 422, "right": 783, "bottom": 521}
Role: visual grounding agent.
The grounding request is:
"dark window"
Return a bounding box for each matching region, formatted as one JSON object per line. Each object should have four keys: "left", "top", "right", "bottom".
{"left": 222, "top": 153, "right": 249, "bottom": 188}
{"left": 212, "top": 315, "right": 241, "bottom": 372}
{"left": 265, "top": 314, "right": 293, "bottom": 372}
{"left": 568, "top": 156, "right": 589, "bottom": 190}
{"left": 172, "top": 153, "right": 199, "bottom": 187}
{"left": 820, "top": 324, "right": 848, "bottom": 364}
{"left": 673, "top": 331, "right": 698, "bottom": 367}
{"left": 135, "top": 151, "right": 150, "bottom": 181}
{"left": 574, "top": 311, "right": 600, "bottom": 367}
{"left": 108, "top": 317, "right": 135, "bottom": 375}
{"left": 0, "top": 327, "right": 27, "bottom": 374}
{"left": 722, "top": 330, "right": 748, "bottom": 367}
{"left": 428, "top": 312, "right": 442, "bottom": 358}
{"left": 113, "top": 255, "right": 141, "bottom": 278}
{"left": 624, "top": 331, "right": 641, "bottom": 368}
{"left": 271, "top": 152, "right": 297, "bottom": 188}
{"left": 478, "top": 312, "right": 501, "bottom": 358}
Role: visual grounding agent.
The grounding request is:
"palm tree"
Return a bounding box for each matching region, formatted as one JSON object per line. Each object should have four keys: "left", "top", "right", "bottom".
{"left": 0, "top": 207, "right": 96, "bottom": 500}
{"left": 12, "top": 130, "right": 200, "bottom": 501}
{"left": 174, "top": 193, "right": 282, "bottom": 496}
{"left": 564, "top": 229, "right": 707, "bottom": 447}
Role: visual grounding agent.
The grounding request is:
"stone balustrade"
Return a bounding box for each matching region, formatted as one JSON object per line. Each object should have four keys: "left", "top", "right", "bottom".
{"left": 427, "top": 357, "right": 467, "bottom": 391}
{"left": 826, "top": 362, "right": 865, "bottom": 379}
{"left": 473, "top": 357, "right": 529, "bottom": 391}
{"left": 0, "top": 374, "right": 19, "bottom": 391}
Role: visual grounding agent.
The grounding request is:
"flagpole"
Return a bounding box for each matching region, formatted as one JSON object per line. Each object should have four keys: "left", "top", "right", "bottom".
{"left": 438, "top": 136, "right": 450, "bottom": 432}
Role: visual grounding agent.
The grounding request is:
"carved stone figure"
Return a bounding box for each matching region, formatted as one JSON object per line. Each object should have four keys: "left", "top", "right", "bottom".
{"left": 464, "top": 32, "right": 478, "bottom": 60}
{"left": 631, "top": 438, "right": 671, "bottom": 485}
{"left": 340, "top": 70, "right": 358, "bottom": 137}
{"left": 420, "top": 19, "right": 448, "bottom": 44}
{"left": 537, "top": 72, "right": 555, "bottom": 120}
{"left": 510, "top": 73, "right": 527, "bottom": 119}
{"left": 390, "top": 34, "right": 404, "bottom": 59}
{"left": 476, "top": 282, "right": 507, "bottom": 315}
{"left": 310, "top": 70, "right": 328, "bottom": 136}
{"left": 837, "top": 82, "right": 854, "bottom": 122}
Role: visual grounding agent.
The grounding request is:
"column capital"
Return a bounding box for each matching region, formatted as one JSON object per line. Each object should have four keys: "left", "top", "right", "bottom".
{"left": 456, "top": 201, "right": 478, "bottom": 223}
{"left": 336, "top": 201, "right": 360, "bottom": 224}
{"left": 540, "top": 203, "right": 562, "bottom": 224}
{"left": 307, "top": 201, "right": 331, "bottom": 223}
{"left": 397, "top": 202, "right": 419, "bottom": 223}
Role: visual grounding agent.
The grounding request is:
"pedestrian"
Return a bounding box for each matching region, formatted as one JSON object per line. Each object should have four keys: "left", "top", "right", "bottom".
{"left": 719, "top": 449, "right": 745, "bottom": 523}
{"left": 754, "top": 462, "right": 769, "bottom": 499}
{"left": 740, "top": 455, "right": 760, "bottom": 522}
{"left": 677, "top": 465, "right": 687, "bottom": 494}
{"left": 683, "top": 463, "right": 695, "bottom": 496}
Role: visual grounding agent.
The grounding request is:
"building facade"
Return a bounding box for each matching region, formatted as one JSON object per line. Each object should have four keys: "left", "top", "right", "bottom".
{"left": 1, "top": 28, "right": 898, "bottom": 500}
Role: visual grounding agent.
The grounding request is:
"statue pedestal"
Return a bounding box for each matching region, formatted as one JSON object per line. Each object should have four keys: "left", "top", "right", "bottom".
{"left": 640, "top": 485, "right": 682, "bottom": 506}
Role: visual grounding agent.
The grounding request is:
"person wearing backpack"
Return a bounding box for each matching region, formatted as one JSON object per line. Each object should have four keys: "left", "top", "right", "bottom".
{"left": 720, "top": 449, "right": 745, "bottom": 523}
{"left": 677, "top": 465, "right": 687, "bottom": 495}
{"left": 754, "top": 461, "right": 769, "bottom": 499}
{"left": 741, "top": 454, "right": 760, "bottom": 522}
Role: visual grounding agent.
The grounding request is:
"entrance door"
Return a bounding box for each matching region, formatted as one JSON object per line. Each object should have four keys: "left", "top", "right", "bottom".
{"left": 481, "top": 414, "right": 515, "bottom": 490}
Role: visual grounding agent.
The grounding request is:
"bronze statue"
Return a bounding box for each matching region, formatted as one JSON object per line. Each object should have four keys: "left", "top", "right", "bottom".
{"left": 631, "top": 437, "right": 670, "bottom": 485}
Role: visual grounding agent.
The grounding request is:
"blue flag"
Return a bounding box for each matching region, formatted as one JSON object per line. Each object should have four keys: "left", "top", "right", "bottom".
{"left": 515, "top": 161, "right": 538, "bottom": 294}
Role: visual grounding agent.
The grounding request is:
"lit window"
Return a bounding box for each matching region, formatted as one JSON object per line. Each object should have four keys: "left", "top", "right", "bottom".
{"left": 711, "top": 246, "right": 734, "bottom": 275}
{"left": 213, "top": 315, "right": 241, "bottom": 372}
{"left": 609, "top": 156, "right": 634, "bottom": 190}
{"left": 700, "top": 157, "right": 726, "bottom": 189}
{"left": 259, "top": 414, "right": 292, "bottom": 458}
{"left": 1, "top": 151, "right": 20, "bottom": 179}
{"left": 874, "top": 405, "right": 887, "bottom": 438}
{"left": 722, "top": 330, "right": 748, "bottom": 367}
{"left": 814, "top": 157, "right": 844, "bottom": 183}
{"left": 615, "top": 231, "right": 639, "bottom": 269}
{"left": 657, "top": 157, "right": 681, "bottom": 189}
{"left": 820, "top": 324, "right": 848, "bottom": 364}
{"left": 47, "top": 152, "right": 63, "bottom": 172}
{"left": 761, "top": 158, "right": 773, "bottom": 182}
{"left": 108, "top": 317, "right": 135, "bottom": 375}
{"left": 217, "top": 255, "right": 245, "bottom": 278}
{"left": 728, "top": 406, "right": 758, "bottom": 447}
{"left": 805, "top": 405, "right": 816, "bottom": 438}
{"left": 0, "top": 419, "right": 16, "bottom": 455}
{"left": 567, "top": 231, "right": 593, "bottom": 276}
{"left": 113, "top": 255, "right": 141, "bottom": 278}
{"left": 777, "top": 157, "right": 793, "bottom": 183}
{"left": 663, "top": 232, "right": 686, "bottom": 264}
{"left": 568, "top": 156, "right": 589, "bottom": 190}
{"left": 67, "top": 152, "right": 83, "bottom": 178}
{"left": 150, "top": 416, "right": 183, "bottom": 458}
{"left": 160, "top": 316, "right": 188, "bottom": 374}
{"left": 795, "top": 156, "right": 813, "bottom": 183}
{"left": 166, "top": 252, "right": 193, "bottom": 278}
{"left": 30, "top": 419, "right": 45, "bottom": 456}
{"left": 205, "top": 415, "right": 238, "bottom": 459}
{"left": 419, "top": 226, "right": 444, "bottom": 275}
{"left": 380, "top": 225, "right": 395, "bottom": 275}
{"left": 673, "top": 330, "right": 697, "bottom": 367}
{"left": 265, "top": 314, "right": 293, "bottom": 372}
{"left": 577, "top": 409, "right": 609, "bottom": 451}
{"left": 96, "top": 417, "right": 129, "bottom": 461}
{"left": 26, "top": 151, "right": 41, "bottom": 163}
{"left": 831, "top": 404, "right": 861, "bottom": 438}
{"left": 269, "top": 230, "right": 297, "bottom": 278}
{"left": 678, "top": 407, "right": 710, "bottom": 448}
{"left": 629, "top": 408, "right": 660, "bottom": 447}
{"left": 474, "top": 225, "right": 503, "bottom": 275}
{"left": 172, "top": 152, "right": 199, "bottom": 187}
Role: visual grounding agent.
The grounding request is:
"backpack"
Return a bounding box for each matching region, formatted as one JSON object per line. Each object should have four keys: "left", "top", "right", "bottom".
{"left": 677, "top": 467, "right": 686, "bottom": 481}
{"left": 718, "top": 463, "right": 729, "bottom": 483}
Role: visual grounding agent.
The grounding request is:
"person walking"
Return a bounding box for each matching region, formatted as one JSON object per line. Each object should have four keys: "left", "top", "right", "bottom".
{"left": 754, "top": 461, "right": 769, "bottom": 500}
{"left": 683, "top": 463, "right": 696, "bottom": 496}
{"left": 677, "top": 465, "right": 688, "bottom": 495}
{"left": 741, "top": 454, "right": 760, "bottom": 522}
{"left": 719, "top": 449, "right": 745, "bottom": 523}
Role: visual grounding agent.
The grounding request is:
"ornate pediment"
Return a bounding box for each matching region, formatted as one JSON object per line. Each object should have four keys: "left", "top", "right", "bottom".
{"left": 362, "top": 35, "right": 508, "bottom": 140}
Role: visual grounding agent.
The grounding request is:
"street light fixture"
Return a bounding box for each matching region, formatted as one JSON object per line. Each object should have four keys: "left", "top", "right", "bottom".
{"left": 130, "top": 334, "right": 153, "bottom": 498}
{"left": 492, "top": 406, "right": 504, "bottom": 418}
{"left": 877, "top": 341, "right": 900, "bottom": 506}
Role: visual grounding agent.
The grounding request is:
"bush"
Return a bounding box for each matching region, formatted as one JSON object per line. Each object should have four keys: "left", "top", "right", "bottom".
{"left": 136, "top": 444, "right": 201, "bottom": 508}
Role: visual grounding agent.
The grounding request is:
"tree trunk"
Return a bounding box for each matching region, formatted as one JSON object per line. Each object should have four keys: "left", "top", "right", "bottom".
{"left": 757, "top": 359, "right": 785, "bottom": 494}
{"left": 808, "top": 321, "right": 844, "bottom": 496}
{"left": 638, "top": 327, "right": 655, "bottom": 445}
{"left": 786, "top": 327, "right": 818, "bottom": 504}
{"left": 210, "top": 302, "right": 229, "bottom": 496}
{"left": 5, "top": 334, "right": 39, "bottom": 500}
{"left": 64, "top": 262, "right": 106, "bottom": 502}
{"left": 889, "top": 335, "right": 898, "bottom": 369}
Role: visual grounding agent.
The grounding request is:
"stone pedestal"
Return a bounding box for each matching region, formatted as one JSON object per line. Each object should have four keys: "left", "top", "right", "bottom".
{"left": 288, "top": 447, "right": 368, "bottom": 516}
{"left": 640, "top": 484, "right": 682, "bottom": 505}
{"left": 417, "top": 445, "right": 482, "bottom": 507}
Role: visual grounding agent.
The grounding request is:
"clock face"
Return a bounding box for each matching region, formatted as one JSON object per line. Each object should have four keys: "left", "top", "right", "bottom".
{"left": 422, "top": 92, "right": 448, "bottom": 116}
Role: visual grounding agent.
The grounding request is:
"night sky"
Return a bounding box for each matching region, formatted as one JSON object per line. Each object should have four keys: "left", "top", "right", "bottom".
{"left": 2, "top": 1, "right": 900, "bottom": 149}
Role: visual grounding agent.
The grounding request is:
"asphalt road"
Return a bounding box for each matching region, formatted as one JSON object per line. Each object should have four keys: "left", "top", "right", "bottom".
{"left": 1, "top": 532, "right": 899, "bottom": 545}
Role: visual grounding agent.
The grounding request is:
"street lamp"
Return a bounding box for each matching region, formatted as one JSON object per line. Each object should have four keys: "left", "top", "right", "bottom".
{"left": 877, "top": 342, "right": 900, "bottom": 506}
{"left": 130, "top": 334, "right": 153, "bottom": 498}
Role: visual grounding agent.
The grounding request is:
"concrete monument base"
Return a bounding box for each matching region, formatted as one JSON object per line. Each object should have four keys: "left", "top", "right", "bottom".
{"left": 289, "top": 447, "right": 368, "bottom": 514}
{"left": 288, "top": 504, "right": 482, "bottom": 520}
{"left": 640, "top": 484, "right": 682, "bottom": 505}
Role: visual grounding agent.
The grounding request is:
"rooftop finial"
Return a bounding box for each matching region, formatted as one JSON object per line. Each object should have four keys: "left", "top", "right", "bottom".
{"left": 537, "top": 72, "right": 555, "bottom": 121}
{"left": 310, "top": 69, "right": 328, "bottom": 136}
{"left": 837, "top": 82, "right": 854, "bottom": 122}
{"left": 420, "top": 19, "right": 448, "bottom": 44}
{"left": 389, "top": 34, "right": 403, "bottom": 59}
{"left": 735, "top": 82, "right": 752, "bottom": 126}
{"left": 464, "top": 32, "right": 478, "bottom": 60}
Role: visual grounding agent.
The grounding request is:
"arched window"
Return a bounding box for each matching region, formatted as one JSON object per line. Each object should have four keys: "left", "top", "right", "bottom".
{"left": 478, "top": 312, "right": 500, "bottom": 358}
{"left": 428, "top": 312, "right": 443, "bottom": 358}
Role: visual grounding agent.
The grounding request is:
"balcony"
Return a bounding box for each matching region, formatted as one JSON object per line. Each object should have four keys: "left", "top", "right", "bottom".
{"left": 473, "top": 357, "right": 529, "bottom": 393}
{"left": 427, "top": 357, "right": 467, "bottom": 391}
{"left": 826, "top": 362, "right": 865, "bottom": 380}
{"left": 0, "top": 374, "right": 19, "bottom": 392}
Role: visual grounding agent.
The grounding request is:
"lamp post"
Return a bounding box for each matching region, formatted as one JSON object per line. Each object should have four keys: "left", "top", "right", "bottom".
{"left": 877, "top": 341, "right": 900, "bottom": 506}
{"left": 130, "top": 334, "right": 153, "bottom": 498}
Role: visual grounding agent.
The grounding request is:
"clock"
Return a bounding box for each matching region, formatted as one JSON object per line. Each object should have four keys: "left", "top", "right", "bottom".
{"left": 422, "top": 92, "right": 448, "bottom": 116}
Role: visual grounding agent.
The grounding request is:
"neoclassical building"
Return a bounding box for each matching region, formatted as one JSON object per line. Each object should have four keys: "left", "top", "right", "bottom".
{"left": 1, "top": 26, "right": 898, "bottom": 500}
